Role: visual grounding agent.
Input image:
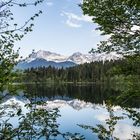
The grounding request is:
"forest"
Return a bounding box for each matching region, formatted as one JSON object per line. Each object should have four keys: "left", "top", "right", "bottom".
{"left": 15, "top": 55, "right": 140, "bottom": 84}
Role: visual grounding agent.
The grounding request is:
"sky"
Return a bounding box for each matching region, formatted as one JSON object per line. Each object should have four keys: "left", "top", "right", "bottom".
{"left": 12, "top": 0, "right": 106, "bottom": 58}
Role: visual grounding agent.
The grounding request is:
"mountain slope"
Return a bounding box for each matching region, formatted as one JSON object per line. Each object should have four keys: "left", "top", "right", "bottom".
{"left": 16, "top": 58, "right": 76, "bottom": 70}
{"left": 67, "top": 52, "right": 92, "bottom": 64}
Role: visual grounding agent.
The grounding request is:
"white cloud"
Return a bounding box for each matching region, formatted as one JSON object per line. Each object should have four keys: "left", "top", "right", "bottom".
{"left": 46, "top": 2, "right": 53, "bottom": 6}
{"left": 61, "top": 11, "right": 93, "bottom": 28}
{"left": 114, "top": 121, "right": 140, "bottom": 140}
{"left": 81, "top": 15, "right": 93, "bottom": 22}
{"left": 66, "top": 20, "right": 82, "bottom": 28}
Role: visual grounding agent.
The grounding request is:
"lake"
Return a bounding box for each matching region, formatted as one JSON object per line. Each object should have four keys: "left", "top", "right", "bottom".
{"left": 0, "top": 83, "right": 140, "bottom": 140}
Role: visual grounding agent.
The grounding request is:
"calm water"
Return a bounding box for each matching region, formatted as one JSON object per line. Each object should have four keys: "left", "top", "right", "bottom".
{"left": 1, "top": 83, "right": 140, "bottom": 140}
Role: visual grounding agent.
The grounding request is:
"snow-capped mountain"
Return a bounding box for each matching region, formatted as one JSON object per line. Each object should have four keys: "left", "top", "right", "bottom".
{"left": 26, "top": 50, "right": 67, "bottom": 63}
{"left": 25, "top": 50, "right": 122, "bottom": 64}
{"left": 16, "top": 50, "right": 123, "bottom": 69}
{"left": 67, "top": 52, "right": 92, "bottom": 64}
{"left": 93, "top": 52, "right": 123, "bottom": 62}
{"left": 25, "top": 50, "right": 92, "bottom": 64}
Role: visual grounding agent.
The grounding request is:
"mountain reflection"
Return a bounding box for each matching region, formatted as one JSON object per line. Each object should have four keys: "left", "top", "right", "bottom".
{"left": 0, "top": 83, "right": 139, "bottom": 140}
{"left": 1, "top": 95, "right": 140, "bottom": 140}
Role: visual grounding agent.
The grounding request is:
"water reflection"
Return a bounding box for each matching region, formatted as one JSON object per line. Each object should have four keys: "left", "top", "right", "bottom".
{"left": 23, "top": 83, "right": 120, "bottom": 105}
{"left": 0, "top": 83, "right": 140, "bottom": 140}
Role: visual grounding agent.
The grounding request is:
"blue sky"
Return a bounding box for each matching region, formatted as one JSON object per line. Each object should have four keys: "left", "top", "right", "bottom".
{"left": 13, "top": 0, "right": 105, "bottom": 58}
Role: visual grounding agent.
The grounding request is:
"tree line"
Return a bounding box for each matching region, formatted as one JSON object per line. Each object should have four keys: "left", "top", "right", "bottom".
{"left": 15, "top": 55, "right": 140, "bottom": 83}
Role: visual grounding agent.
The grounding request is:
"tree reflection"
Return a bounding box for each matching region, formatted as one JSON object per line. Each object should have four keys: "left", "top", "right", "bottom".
{"left": 0, "top": 79, "right": 140, "bottom": 139}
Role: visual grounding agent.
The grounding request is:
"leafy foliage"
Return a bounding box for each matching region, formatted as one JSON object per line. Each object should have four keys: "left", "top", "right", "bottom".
{"left": 17, "top": 108, "right": 60, "bottom": 140}
{"left": 124, "top": 108, "right": 140, "bottom": 127}
{"left": 81, "top": 0, "right": 140, "bottom": 54}
{"left": 0, "top": 0, "right": 43, "bottom": 91}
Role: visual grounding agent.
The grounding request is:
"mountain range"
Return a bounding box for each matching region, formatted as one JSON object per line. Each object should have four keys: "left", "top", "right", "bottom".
{"left": 16, "top": 50, "right": 123, "bottom": 69}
